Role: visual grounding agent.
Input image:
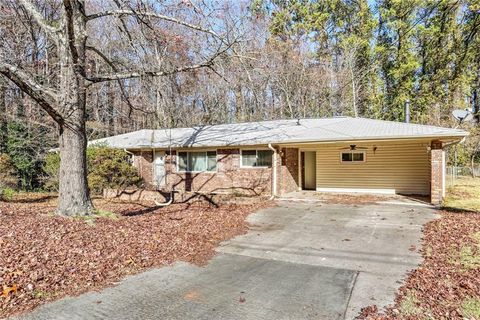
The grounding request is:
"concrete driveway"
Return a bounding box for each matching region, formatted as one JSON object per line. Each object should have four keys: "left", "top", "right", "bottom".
{"left": 17, "top": 199, "right": 437, "bottom": 320}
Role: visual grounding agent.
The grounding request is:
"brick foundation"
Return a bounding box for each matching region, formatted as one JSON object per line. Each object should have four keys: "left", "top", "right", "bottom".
{"left": 430, "top": 140, "right": 444, "bottom": 205}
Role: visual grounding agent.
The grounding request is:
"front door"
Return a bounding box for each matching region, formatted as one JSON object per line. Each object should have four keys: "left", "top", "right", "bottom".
{"left": 154, "top": 151, "right": 166, "bottom": 187}
{"left": 302, "top": 151, "right": 316, "bottom": 190}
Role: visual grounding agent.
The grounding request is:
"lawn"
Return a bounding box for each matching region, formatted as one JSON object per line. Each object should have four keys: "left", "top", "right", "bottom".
{"left": 359, "top": 177, "right": 480, "bottom": 320}
{"left": 444, "top": 176, "right": 480, "bottom": 212}
{"left": 0, "top": 193, "right": 270, "bottom": 318}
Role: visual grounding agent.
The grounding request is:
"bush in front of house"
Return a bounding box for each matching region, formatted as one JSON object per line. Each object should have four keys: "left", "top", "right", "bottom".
{"left": 0, "top": 153, "right": 18, "bottom": 200}
{"left": 86, "top": 147, "right": 142, "bottom": 194}
{"left": 42, "top": 146, "right": 142, "bottom": 194}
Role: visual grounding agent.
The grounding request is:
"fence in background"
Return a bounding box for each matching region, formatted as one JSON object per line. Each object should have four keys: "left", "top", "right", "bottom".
{"left": 446, "top": 165, "right": 480, "bottom": 186}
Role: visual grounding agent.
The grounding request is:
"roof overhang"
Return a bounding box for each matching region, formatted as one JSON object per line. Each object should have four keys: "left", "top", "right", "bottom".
{"left": 276, "top": 134, "right": 468, "bottom": 148}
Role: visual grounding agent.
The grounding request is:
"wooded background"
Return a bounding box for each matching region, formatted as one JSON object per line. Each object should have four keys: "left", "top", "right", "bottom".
{"left": 1, "top": 0, "right": 479, "bottom": 191}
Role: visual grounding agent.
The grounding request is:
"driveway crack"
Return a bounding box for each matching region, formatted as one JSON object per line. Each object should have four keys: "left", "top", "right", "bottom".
{"left": 343, "top": 270, "right": 360, "bottom": 320}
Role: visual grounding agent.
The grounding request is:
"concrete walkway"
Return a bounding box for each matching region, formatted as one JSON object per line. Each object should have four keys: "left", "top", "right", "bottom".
{"left": 16, "top": 200, "right": 437, "bottom": 320}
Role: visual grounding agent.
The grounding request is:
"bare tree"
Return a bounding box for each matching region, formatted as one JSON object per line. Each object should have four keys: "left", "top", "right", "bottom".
{"left": 0, "top": 0, "right": 232, "bottom": 215}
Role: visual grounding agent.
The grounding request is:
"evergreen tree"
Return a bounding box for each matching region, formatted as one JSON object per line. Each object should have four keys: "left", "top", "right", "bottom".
{"left": 6, "top": 122, "right": 46, "bottom": 190}
{"left": 376, "top": 0, "right": 421, "bottom": 121}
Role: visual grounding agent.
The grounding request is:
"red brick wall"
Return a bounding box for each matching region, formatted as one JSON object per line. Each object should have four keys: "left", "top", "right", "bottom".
{"left": 132, "top": 150, "right": 154, "bottom": 189}
{"left": 132, "top": 147, "right": 300, "bottom": 196}
{"left": 430, "top": 141, "right": 444, "bottom": 205}
{"left": 279, "top": 148, "right": 299, "bottom": 194}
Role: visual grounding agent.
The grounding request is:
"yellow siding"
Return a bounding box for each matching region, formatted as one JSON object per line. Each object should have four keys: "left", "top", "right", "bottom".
{"left": 312, "top": 141, "right": 431, "bottom": 195}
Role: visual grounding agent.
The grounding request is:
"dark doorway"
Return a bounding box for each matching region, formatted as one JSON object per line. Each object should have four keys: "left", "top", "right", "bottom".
{"left": 301, "top": 151, "right": 316, "bottom": 190}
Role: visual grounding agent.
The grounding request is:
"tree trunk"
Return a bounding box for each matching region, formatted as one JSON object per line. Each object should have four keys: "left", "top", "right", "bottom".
{"left": 471, "top": 154, "right": 476, "bottom": 178}
{"left": 56, "top": 0, "right": 93, "bottom": 216}
{"left": 106, "top": 81, "right": 115, "bottom": 136}
{"left": 0, "top": 80, "right": 6, "bottom": 153}
{"left": 58, "top": 125, "right": 93, "bottom": 215}
{"left": 56, "top": 61, "right": 93, "bottom": 215}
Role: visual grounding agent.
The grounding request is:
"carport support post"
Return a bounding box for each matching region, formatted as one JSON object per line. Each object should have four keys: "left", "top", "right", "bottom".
{"left": 430, "top": 140, "right": 444, "bottom": 205}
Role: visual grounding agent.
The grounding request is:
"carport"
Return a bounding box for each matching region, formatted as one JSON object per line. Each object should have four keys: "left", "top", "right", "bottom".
{"left": 279, "top": 137, "right": 463, "bottom": 205}
{"left": 297, "top": 139, "right": 433, "bottom": 194}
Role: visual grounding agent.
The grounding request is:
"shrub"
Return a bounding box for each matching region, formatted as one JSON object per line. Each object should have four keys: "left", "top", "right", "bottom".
{"left": 1, "top": 187, "right": 15, "bottom": 201}
{"left": 42, "top": 152, "right": 61, "bottom": 191}
{"left": 0, "top": 154, "right": 17, "bottom": 200}
{"left": 87, "top": 147, "right": 142, "bottom": 194}
{"left": 42, "top": 147, "right": 142, "bottom": 195}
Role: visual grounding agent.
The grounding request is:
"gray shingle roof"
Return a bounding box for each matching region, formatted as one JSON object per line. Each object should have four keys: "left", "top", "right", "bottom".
{"left": 90, "top": 117, "right": 468, "bottom": 149}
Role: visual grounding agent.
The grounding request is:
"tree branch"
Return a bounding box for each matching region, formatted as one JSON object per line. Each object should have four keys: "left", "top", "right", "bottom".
{"left": 19, "top": 0, "right": 59, "bottom": 43}
{"left": 0, "top": 62, "right": 63, "bottom": 126}
{"left": 87, "top": 38, "right": 234, "bottom": 83}
{"left": 86, "top": 45, "right": 147, "bottom": 116}
{"left": 86, "top": 46, "right": 117, "bottom": 70}
{"left": 86, "top": 61, "right": 214, "bottom": 83}
{"left": 86, "top": 9, "right": 220, "bottom": 38}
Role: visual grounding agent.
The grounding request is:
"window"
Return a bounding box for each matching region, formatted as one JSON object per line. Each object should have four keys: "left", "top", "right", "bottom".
{"left": 178, "top": 151, "right": 217, "bottom": 172}
{"left": 341, "top": 151, "right": 365, "bottom": 163}
{"left": 241, "top": 149, "right": 273, "bottom": 167}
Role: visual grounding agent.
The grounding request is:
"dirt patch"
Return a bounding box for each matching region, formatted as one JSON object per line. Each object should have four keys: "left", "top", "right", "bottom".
{"left": 0, "top": 194, "right": 271, "bottom": 318}
{"left": 357, "top": 210, "right": 480, "bottom": 319}
{"left": 284, "top": 191, "right": 430, "bottom": 205}
{"left": 314, "top": 193, "right": 393, "bottom": 205}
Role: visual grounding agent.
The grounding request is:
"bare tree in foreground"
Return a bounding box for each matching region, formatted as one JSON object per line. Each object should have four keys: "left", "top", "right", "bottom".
{"left": 0, "top": 0, "right": 232, "bottom": 216}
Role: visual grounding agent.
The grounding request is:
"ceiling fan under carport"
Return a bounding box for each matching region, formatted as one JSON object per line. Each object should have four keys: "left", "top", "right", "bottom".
{"left": 338, "top": 144, "right": 368, "bottom": 151}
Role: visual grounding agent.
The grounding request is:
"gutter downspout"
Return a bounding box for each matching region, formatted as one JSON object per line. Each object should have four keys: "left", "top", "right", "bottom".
{"left": 268, "top": 143, "right": 277, "bottom": 200}
{"left": 154, "top": 196, "right": 173, "bottom": 207}
{"left": 443, "top": 137, "right": 466, "bottom": 147}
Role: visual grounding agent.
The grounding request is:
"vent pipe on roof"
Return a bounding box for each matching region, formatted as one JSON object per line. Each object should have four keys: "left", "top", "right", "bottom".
{"left": 405, "top": 100, "right": 410, "bottom": 123}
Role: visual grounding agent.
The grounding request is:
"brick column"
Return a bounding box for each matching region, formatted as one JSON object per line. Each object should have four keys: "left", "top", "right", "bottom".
{"left": 430, "top": 140, "right": 444, "bottom": 205}
{"left": 279, "top": 148, "right": 299, "bottom": 194}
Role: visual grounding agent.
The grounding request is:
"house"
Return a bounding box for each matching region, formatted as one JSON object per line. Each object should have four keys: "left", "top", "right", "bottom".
{"left": 91, "top": 117, "right": 468, "bottom": 204}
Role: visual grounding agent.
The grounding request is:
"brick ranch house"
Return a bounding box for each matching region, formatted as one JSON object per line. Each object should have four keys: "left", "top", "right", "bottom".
{"left": 91, "top": 117, "right": 468, "bottom": 205}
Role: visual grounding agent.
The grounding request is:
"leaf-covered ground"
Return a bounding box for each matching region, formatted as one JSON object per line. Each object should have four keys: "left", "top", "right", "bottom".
{"left": 358, "top": 209, "right": 480, "bottom": 320}
{"left": 0, "top": 194, "right": 270, "bottom": 318}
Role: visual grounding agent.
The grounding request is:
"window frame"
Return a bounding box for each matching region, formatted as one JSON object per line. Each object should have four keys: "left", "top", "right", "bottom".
{"left": 340, "top": 150, "right": 366, "bottom": 163}
{"left": 176, "top": 150, "right": 218, "bottom": 173}
{"left": 240, "top": 149, "right": 273, "bottom": 168}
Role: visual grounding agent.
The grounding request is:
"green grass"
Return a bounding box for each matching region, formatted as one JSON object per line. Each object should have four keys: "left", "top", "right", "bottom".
{"left": 458, "top": 246, "right": 480, "bottom": 270}
{"left": 449, "top": 230, "right": 480, "bottom": 270}
{"left": 444, "top": 177, "right": 480, "bottom": 212}
{"left": 399, "top": 290, "right": 423, "bottom": 317}
{"left": 472, "top": 231, "right": 480, "bottom": 243}
{"left": 32, "top": 289, "right": 49, "bottom": 299}
{"left": 93, "top": 209, "right": 118, "bottom": 219}
{"left": 425, "top": 246, "right": 433, "bottom": 257}
{"left": 75, "top": 209, "right": 118, "bottom": 225}
{"left": 461, "top": 297, "right": 480, "bottom": 319}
